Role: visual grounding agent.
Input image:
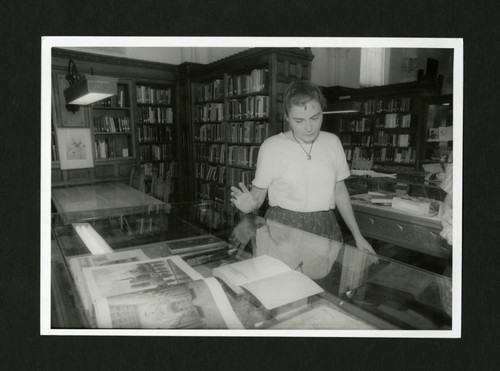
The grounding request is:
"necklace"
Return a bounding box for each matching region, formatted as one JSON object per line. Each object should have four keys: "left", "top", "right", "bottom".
{"left": 292, "top": 131, "right": 315, "bottom": 160}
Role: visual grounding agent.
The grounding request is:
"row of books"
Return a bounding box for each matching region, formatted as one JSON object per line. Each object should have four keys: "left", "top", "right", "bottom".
{"left": 193, "top": 79, "right": 224, "bottom": 102}
{"left": 196, "top": 163, "right": 226, "bottom": 184}
{"left": 195, "top": 144, "right": 260, "bottom": 168}
{"left": 138, "top": 126, "right": 174, "bottom": 143}
{"left": 139, "top": 144, "right": 174, "bottom": 162}
{"left": 375, "top": 113, "right": 413, "bottom": 129}
{"left": 196, "top": 143, "right": 226, "bottom": 164}
{"left": 373, "top": 133, "right": 412, "bottom": 147}
{"left": 339, "top": 118, "right": 373, "bottom": 133}
{"left": 345, "top": 147, "right": 372, "bottom": 161}
{"left": 227, "top": 167, "right": 255, "bottom": 187}
{"left": 136, "top": 85, "right": 172, "bottom": 105}
{"left": 227, "top": 145, "right": 259, "bottom": 168}
{"left": 139, "top": 106, "right": 174, "bottom": 124}
{"left": 227, "top": 95, "right": 269, "bottom": 120}
{"left": 373, "top": 147, "right": 416, "bottom": 164}
{"left": 198, "top": 182, "right": 227, "bottom": 204}
{"left": 226, "top": 69, "right": 269, "bottom": 97}
{"left": 195, "top": 163, "right": 255, "bottom": 187}
{"left": 94, "top": 138, "right": 130, "bottom": 159}
{"left": 195, "top": 121, "right": 270, "bottom": 144}
{"left": 93, "top": 115, "right": 131, "bottom": 133}
{"left": 193, "top": 103, "right": 224, "bottom": 123}
{"left": 362, "top": 97, "right": 413, "bottom": 114}
{"left": 91, "top": 88, "right": 127, "bottom": 108}
{"left": 340, "top": 134, "right": 372, "bottom": 147}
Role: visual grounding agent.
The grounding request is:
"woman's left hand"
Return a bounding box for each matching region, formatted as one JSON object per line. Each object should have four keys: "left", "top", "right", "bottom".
{"left": 354, "top": 235, "right": 379, "bottom": 263}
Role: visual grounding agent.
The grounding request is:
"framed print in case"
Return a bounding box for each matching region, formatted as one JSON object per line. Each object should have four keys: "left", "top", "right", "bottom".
{"left": 56, "top": 128, "right": 94, "bottom": 170}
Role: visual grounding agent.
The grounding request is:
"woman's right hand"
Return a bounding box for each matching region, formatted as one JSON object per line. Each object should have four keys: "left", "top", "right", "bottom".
{"left": 230, "top": 182, "right": 259, "bottom": 214}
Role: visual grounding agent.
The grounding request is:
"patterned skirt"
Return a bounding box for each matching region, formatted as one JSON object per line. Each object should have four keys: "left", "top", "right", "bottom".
{"left": 265, "top": 206, "right": 343, "bottom": 242}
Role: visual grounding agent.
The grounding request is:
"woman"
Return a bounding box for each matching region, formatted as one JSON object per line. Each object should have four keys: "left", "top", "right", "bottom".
{"left": 230, "top": 80, "right": 375, "bottom": 255}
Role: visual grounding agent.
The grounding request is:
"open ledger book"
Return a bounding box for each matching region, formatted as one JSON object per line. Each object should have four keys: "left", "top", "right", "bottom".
{"left": 212, "top": 255, "right": 323, "bottom": 311}
{"left": 77, "top": 253, "right": 242, "bottom": 329}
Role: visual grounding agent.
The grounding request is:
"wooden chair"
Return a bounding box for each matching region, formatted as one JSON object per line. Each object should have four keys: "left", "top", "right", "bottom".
{"left": 153, "top": 177, "right": 167, "bottom": 201}
{"left": 129, "top": 166, "right": 146, "bottom": 193}
{"left": 164, "top": 172, "right": 172, "bottom": 203}
{"left": 151, "top": 172, "right": 172, "bottom": 202}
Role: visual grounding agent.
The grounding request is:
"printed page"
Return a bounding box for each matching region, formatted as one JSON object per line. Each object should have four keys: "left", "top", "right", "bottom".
{"left": 94, "top": 277, "right": 243, "bottom": 329}
{"left": 213, "top": 255, "right": 292, "bottom": 292}
{"left": 83, "top": 256, "right": 203, "bottom": 303}
{"left": 68, "top": 249, "right": 150, "bottom": 319}
{"left": 241, "top": 270, "right": 323, "bottom": 310}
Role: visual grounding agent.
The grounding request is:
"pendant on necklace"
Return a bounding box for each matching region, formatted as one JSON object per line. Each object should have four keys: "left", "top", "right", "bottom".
{"left": 306, "top": 154, "right": 311, "bottom": 160}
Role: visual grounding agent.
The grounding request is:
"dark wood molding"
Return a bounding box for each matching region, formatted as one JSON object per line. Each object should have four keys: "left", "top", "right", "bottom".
{"left": 52, "top": 48, "right": 179, "bottom": 83}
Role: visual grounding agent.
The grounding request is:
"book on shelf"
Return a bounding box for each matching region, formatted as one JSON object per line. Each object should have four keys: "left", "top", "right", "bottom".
{"left": 212, "top": 255, "right": 323, "bottom": 311}
{"left": 81, "top": 255, "right": 243, "bottom": 329}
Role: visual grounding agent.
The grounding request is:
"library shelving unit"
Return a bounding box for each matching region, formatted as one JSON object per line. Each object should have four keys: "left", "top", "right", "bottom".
{"left": 421, "top": 94, "right": 453, "bottom": 165}
{"left": 186, "top": 48, "right": 314, "bottom": 213}
{"left": 322, "top": 80, "right": 442, "bottom": 171}
{"left": 51, "top": 48, "right": 180, "bottom": 189}
{"left": 90, "top": 81, "right": 135, "bottom": 166}
{"left": 134, "top": 82, "right": 181, "bottom": 200}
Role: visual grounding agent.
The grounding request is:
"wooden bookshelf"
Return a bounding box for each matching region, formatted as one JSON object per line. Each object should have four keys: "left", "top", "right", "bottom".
{"left": 134, "top": 82, "right": 182, "bottom": 200}
{"left": 322, "top": 80, "right": 442, "bottom": 171}
{"left": 185, "top": 48, "right": 314, "bottom": 208}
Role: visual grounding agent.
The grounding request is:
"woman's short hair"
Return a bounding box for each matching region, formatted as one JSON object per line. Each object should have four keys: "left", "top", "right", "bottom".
{"left": 283, "top": 80, "right": 327, "bottom": 117}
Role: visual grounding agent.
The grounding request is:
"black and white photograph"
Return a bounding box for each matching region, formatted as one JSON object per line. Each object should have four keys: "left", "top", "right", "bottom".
{"left": 41, "top": 37, "right": 462, "bottom": 338}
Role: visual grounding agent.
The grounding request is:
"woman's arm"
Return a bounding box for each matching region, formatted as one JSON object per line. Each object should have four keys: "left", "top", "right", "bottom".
{"left": 335, "top": 181, "right": 376, "bottom": 255}
{"left": 230, "top": 182, "right": 268, "bottom": 214}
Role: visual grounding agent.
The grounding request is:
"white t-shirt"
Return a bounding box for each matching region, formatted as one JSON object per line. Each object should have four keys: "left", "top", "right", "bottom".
{"left": 252, "top": 131, "right": 350, "bottom": 212}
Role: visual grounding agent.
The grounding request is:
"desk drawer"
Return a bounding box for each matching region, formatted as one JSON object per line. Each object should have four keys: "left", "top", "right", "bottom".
{"left": 355, "top": 212, "right": 448, "bottom": 258}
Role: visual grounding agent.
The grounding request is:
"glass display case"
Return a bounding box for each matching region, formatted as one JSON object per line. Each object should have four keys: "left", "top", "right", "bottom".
{"left": 50, "top": 201, "right": 452, "bottom": 331}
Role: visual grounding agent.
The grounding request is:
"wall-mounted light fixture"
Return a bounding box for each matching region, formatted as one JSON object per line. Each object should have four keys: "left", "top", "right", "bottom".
{"left": 63, "top": 59, "right": 118, "bottom": 111}
{"left": 323, "top": 95, "right": 361, "bottom": 115}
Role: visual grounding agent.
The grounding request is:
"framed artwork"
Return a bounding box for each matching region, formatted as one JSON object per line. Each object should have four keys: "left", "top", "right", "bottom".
{"left": 56, "top": 128, "right": 94, "bottom": 170}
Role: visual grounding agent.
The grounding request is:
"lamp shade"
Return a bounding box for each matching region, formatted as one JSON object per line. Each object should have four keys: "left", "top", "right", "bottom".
{"left": 323, "top": 98, "right": 362, "bottom": 115}
{"left": 64, "top": 74, "right": 119, "bottom": 105}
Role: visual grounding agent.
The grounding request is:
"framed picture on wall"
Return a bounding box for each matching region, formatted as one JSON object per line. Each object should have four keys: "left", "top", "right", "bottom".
{"left": 56, "top": 128, "right": 94, "bottom": 170}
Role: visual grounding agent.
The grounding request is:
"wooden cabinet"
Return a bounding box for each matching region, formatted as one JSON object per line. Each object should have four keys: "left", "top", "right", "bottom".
{"left": 351, "top": 201, "right": 448, "bottom": 258}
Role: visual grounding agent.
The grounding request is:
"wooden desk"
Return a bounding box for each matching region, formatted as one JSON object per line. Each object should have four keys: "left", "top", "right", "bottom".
{"left": 351, "top": 196, "right": 448, "bottom": 258}
{"left": 52, "top": 182, "right": 164, "bottom": 222}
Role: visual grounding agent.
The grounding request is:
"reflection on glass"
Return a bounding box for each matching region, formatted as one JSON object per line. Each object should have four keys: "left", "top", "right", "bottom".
{"left": 52, "top": 201, "right": 452, "bottom": 330}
